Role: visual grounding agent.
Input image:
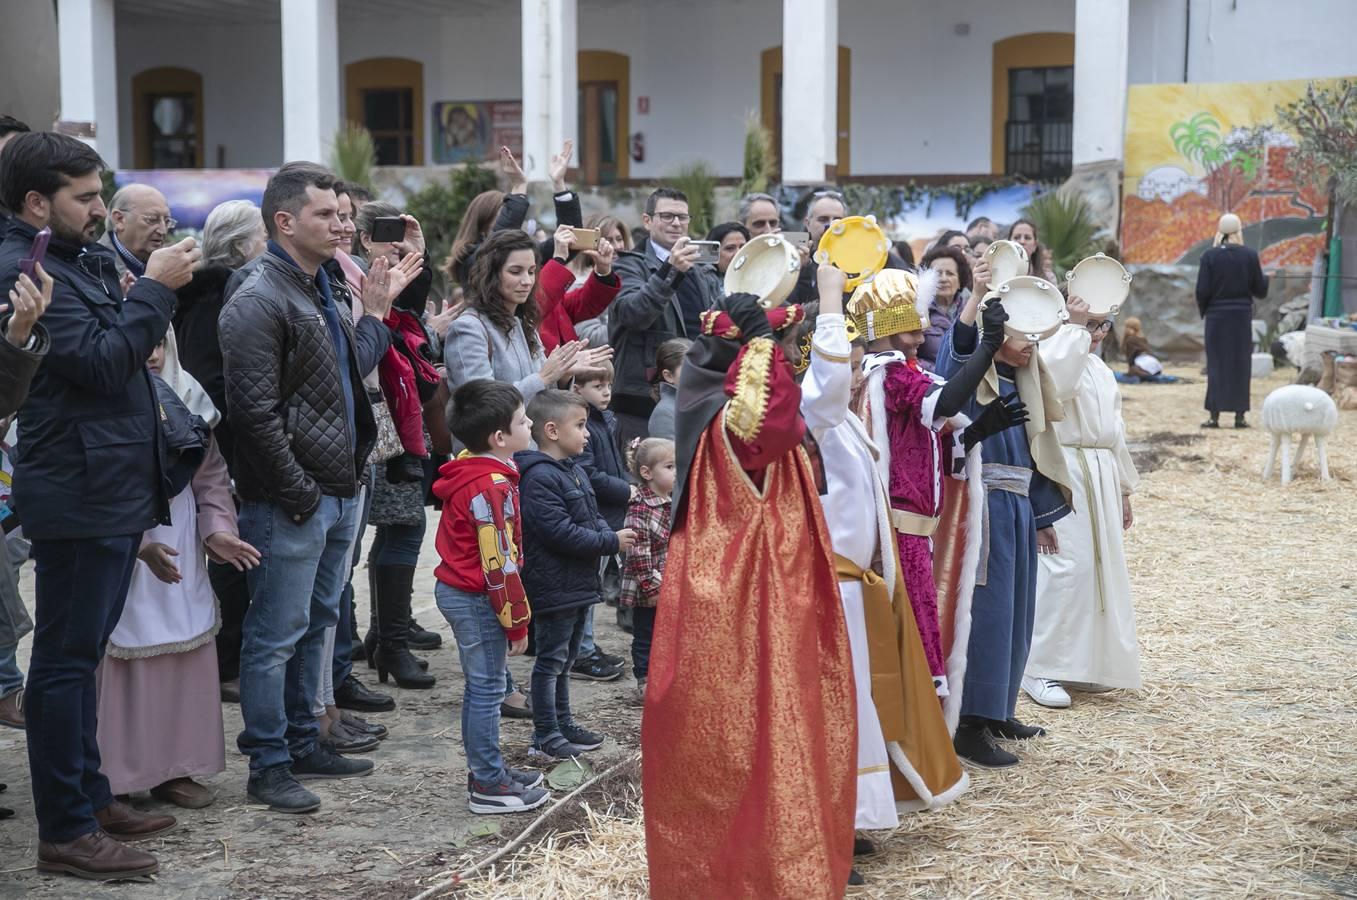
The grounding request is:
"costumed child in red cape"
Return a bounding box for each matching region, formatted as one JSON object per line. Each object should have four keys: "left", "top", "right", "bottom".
{"left": 641, "top": 292, "right": 856, "bottom": 900}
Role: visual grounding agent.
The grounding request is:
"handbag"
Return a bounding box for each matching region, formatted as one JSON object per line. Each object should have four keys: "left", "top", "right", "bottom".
{"left": 152, "top": 375, "right": 211, "bottom": 497}
{"left": 368, "top": 387, "right": 404, "bottom": 464}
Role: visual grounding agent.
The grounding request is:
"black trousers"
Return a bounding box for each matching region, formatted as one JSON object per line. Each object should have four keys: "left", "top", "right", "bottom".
{"left": 211, "top": 560, "right": 250, "bottom": 682}
{"left": 26, "top": 534, "right": 139, "bottom": 842}
{"left": 631, "top": 606, "right": 658, "bottom": 683}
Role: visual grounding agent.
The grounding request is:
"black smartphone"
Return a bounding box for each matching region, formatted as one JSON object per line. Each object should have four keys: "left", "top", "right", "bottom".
{"left": 370, "top": 216, "right": 406, "bottom": 243}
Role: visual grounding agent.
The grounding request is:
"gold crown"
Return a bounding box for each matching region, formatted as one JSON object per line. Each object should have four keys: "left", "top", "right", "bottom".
{"left": 846, "top": 269, "right": 929, "bottom": 342}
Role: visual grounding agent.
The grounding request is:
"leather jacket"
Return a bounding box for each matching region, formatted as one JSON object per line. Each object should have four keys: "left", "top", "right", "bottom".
{"left": 218, "top": 251, "right": 389, "bottom": 522}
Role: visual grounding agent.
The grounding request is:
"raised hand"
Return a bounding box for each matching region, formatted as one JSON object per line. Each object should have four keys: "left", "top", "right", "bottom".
{"left": 144, "top": 237, "right": 202, "bottom": 290}
{"left": 4, "top": 263, "right": 53, "bottom": 346}
{"left": 395, "top": 214, "right": 426, "bottom": 257}
{"left": 548, "top": 139, "right": 574, "bottom": 191}
{"left": 979, "top": 298, "right": 1010, "bottom": 352}
{"left": 1065, "top": 295, "right": 1091, "bottom": 327}
{"left": 588, "top": 236, "right": 616, "bottom": 276}
{"left": 500, "top": 145, "right": 528, "bottom": 193}
{"left": 552, "top": 224, "right": 578, "bottom": 261}
{"left": 669, "top": 236, "right": 700, "bottom": 274}
{"left": 539, "top": 340, "right": 584, "bottom": 384}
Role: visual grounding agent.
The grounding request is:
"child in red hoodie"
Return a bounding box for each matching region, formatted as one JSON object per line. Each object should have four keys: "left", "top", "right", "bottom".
{"left": 432, "top": 379, "right": 548, "bottom": 815}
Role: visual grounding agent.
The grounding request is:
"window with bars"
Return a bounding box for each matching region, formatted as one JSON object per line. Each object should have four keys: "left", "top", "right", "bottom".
{"left": 363, "top": 88, "right": 415, "bottom": 166}
{"left": 1005, "top": 66, "right": 1073, "bottom": 179}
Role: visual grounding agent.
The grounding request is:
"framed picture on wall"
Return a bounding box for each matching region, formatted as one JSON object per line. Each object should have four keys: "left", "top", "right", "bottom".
{"left": 433, "top": 101, "right": 522, "bottom": 164}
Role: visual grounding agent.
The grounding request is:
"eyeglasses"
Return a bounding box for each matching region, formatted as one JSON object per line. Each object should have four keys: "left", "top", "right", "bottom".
{"left": 654, "top": 212, "right": 691, "bottom": 224}
{"left": 141, "top": 214, "right": 178, "bottom": 230}
{"left": 1086, "top": 320, "right": 1114, "bottom": 335}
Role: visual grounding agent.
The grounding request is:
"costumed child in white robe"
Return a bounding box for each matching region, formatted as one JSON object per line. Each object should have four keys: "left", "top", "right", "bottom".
{"left": 1023, "top": 304, "right": 1142, "bottom": 708}
{"left": 95, "top": 330, "right": 261, "bottom": 808}
{"left": 798, "top": 265, "right": 969, "bottom": 878}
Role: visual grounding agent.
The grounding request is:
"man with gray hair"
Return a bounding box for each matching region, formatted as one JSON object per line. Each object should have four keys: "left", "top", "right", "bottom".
{"left": 738, "top": 192, "right": 782, "bottom": 236}
{"left": 98, "top": 184, "right": 175, "bottom": 278}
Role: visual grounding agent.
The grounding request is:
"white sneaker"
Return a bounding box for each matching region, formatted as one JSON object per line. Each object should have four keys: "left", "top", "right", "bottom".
{"left": 1022, "top": 675, "right": 1071, "bottom": 709}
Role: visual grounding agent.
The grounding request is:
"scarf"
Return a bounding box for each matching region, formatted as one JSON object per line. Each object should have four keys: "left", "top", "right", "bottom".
{"left": 159, "top": 325, "right": 221, "bottom": 428}
{"left": 110, "top": 231, "right": 147, "bottom": 277}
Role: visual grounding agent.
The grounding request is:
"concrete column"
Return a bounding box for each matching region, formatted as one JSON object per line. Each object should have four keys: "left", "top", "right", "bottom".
{"left": 781, "top": 0, "right": 838, "bottom": 183}
{"left": 521, "top": 0, "right": 578, "bottom": 182}
{"left": 1073, "top": 0, "right": 1129, "bottom": 167}
{"left": 57, "top": 0, "right": 119, "bottom": 166}
{"left": 281, "top": 0, "right": 340, "bottom": 163}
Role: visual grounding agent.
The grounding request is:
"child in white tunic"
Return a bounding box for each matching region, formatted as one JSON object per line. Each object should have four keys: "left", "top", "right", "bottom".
{"left": 800, "top": 266, "right": 968, "bottom": 837}
{"left": 1024, "top": 306, "right": 1142, "bottom": 708}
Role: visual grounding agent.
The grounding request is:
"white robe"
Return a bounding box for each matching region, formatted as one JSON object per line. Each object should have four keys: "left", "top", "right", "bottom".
{"left": 800, "top": 314, "right": 898, "bottom": 831}
{"left": 1027, "top": 326, "right": 1142, "bottom": 688}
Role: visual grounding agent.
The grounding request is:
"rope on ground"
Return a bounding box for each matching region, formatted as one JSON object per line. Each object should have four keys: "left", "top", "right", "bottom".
{"left": 408, "top": 751, "right": 641, "bottom": 900}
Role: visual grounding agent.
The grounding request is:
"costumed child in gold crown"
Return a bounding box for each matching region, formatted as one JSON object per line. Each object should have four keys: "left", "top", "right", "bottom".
{"left": 849, "top": 266, "right": 1028, "bottom": 733}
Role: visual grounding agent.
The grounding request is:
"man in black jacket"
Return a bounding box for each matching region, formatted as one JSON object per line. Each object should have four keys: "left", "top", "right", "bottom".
{"left": 0, "top": 131, "right": 200, "bottom": 881}
{"left": 218, "top": 162, "right": 404, "bottom": 814}
{"left": 609, "top": 188, "right": 723, "bottom": 445}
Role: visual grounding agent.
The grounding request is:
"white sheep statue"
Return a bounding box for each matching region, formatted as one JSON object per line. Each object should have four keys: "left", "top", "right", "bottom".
{"left": 1261, "top": 385, "right": 1339, "bottom": 484}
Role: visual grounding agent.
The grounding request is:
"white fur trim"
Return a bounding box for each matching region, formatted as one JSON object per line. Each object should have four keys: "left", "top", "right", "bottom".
{"left": 942, "top": 445, "right": 983, "bottom": 736}
{"left": 887, "top": 742, "right": 970, "bottom": 812}
{"left": 914, "top": 267, "right": 940, "bottom": 325}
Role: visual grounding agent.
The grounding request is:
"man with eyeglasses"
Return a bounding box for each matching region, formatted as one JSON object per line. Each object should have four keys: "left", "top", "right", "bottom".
{"left": 792, "top": 189, "right": 913, "bottom": 303}
{"left": 99, "top": 184, "right": 176, "bottom": 280}
{"left": 609, "top": 187, "right": 722, "bottom": 444}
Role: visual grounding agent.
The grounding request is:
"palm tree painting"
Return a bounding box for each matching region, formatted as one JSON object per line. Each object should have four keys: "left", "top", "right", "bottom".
{"left": 1168, "top": 111, "right": 1264, "bottom": 212}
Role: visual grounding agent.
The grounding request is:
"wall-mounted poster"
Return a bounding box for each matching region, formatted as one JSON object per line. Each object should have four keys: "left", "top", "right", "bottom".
{"left": 433, "top": 101, "right": 522, "bottom": 164}
{"left": 1121, "top": 76, "right": 1346, "bottom": 266}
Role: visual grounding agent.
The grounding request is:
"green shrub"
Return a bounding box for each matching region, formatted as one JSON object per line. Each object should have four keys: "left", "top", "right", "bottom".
{"left": 404, "top": 162, "right": 499, "bottom": 291}
{"left": 667, "top": 160, "right": 718, "bottom": 237}
{"left": 330, "top": 122, "right": 376, "bottom": 190}
{"left": 1020, "top": 189, "right": 1101, "bottom": 280}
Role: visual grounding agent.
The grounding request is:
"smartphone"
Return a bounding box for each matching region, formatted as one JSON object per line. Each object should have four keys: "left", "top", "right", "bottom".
{"left": 782, "top": 231, "right": 810, "bottom": 247}
{"left": 19, "top": 227, "right": 51, "bottom": 279}
{"left": 691, "top": 240, "right": 721, "bottom": 265}
{"left": 572, "top": 227, "right": 600, "bottom": 251}
{"left": 370, "top": 216, "right": 406, "bottom": 243}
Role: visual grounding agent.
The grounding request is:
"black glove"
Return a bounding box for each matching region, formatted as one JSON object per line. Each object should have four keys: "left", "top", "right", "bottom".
{"left": 721, "top": 292, "right": 773, "bottom": 343}
{"left": 963, "top": 392, "right": 1029, "bottom": 452}
{"left": 978, "top": 298, "right": 1010, "bottom": 353}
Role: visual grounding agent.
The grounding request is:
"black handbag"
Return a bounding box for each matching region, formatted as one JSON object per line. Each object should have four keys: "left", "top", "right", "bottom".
{"left": 152, "top": 375, "right": 211, "bottom": 497}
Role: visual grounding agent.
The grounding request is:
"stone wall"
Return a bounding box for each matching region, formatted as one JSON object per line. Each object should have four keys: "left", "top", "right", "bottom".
{"left": 1120, "top": 264, "right": 1315, "bottom": 360}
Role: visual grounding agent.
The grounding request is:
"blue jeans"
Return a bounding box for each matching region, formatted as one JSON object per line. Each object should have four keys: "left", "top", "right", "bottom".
{"left": 237, "top": 495, "right": 359, "bottom": 773}
{"left": 531, "top": 606, "right": 589, "bottom": 743}
{"left": 26, "top": 534, "right": 140, "bottom": 842}
{"left": 436, "top": 582, "right": 508, "bottom": 785}
{"left": 631, "top": 606, "right": 657, "bottom": 683}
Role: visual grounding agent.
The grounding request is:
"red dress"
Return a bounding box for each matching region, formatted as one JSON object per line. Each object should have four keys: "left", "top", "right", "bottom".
{"left": 642, "top": 340, "right": 856, "bottom": 900}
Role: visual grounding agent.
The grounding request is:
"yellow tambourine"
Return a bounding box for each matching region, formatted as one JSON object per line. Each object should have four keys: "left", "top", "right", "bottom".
{"left": 813, "top": 215, "right": 889, "bottom": 291}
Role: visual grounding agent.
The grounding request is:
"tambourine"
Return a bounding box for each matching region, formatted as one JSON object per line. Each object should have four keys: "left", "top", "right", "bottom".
{"left": 985, "top": 276, "right": 1068, "bottom": 343}
{"left": 985, "top": 239, "right": 1030, "bottom": 289}
{"left": 1066, "top": 252, "right": 1132, "bottom": 316}
{"left": 813, "top": 215, "right": 889, "bottom": 291}
{"left": 725, "top": 234, "right": 801, "bottom": 310}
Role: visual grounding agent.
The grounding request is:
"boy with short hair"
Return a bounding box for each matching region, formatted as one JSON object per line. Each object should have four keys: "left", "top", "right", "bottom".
{"left": 516, "top": 390, "right": 636, "bottom": 761}
{"left": 571, "top": 361, "right": 629, "bottom": 680}
{"left": 432, "top": 379, "right": 548, "bottom": 815}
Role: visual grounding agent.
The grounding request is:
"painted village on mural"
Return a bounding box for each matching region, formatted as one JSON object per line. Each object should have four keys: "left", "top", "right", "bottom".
{"left": 0, "top": 1, "right": 1355, "bottom": 897}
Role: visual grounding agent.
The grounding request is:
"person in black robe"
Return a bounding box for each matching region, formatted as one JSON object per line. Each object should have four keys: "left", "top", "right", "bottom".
{"left": 1195, "top": 213, "right": 1269, "bottom": 429}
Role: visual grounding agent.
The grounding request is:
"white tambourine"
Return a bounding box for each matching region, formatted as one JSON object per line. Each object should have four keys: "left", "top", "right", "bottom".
{"left": 725, "top": 234, "right": 801, "bottom": 310}
{"left": 990, "top": 276, "right": 1068, "bottom": 342}
{"left": 1066, "top": 252, "right": 1132, "bottom": 316}
{"left": 985, "top": 239, "right": 1030, "bottom": 289}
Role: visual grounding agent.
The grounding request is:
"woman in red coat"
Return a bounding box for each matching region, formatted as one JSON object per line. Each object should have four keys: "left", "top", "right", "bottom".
{"left": 536, "top": 225, "right": 622, "bottom": 354}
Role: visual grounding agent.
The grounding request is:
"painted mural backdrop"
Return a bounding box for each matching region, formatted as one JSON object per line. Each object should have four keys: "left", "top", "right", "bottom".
{"left": 1122, "top": 76, "right": 1347, "bottom": 266}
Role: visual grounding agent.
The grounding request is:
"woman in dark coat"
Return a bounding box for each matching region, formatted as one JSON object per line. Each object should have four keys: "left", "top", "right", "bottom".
{"left": 1195, "top": 213, "right": 1268, "bottom": 428}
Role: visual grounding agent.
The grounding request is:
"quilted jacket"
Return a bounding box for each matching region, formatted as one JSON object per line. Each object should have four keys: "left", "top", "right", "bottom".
{"left": 218, "top": 250, "right": 390, "bottom": 522}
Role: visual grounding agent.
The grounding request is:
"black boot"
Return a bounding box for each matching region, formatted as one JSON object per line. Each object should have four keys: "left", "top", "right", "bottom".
{"left": 363, "top": 562, "right": 379, "bottom": 669}
{"left": 407, "top": 615, "right": 442, "bottom": 650}
{"left": 372, "top": 565, "right": 436, "bottom": 689}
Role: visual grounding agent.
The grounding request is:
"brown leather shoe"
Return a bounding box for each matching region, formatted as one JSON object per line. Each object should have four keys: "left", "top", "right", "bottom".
{"left": 150, "top": 777, "right": 215, "bottom": 810}
{"left": 0, "top": 688, "right": 23, "bottom": 729}
{"left": 37, "top": 829, "right": 159, "bottom": 881}
{"left": 93, "top": 799, "right": 176, "bottom": 840}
